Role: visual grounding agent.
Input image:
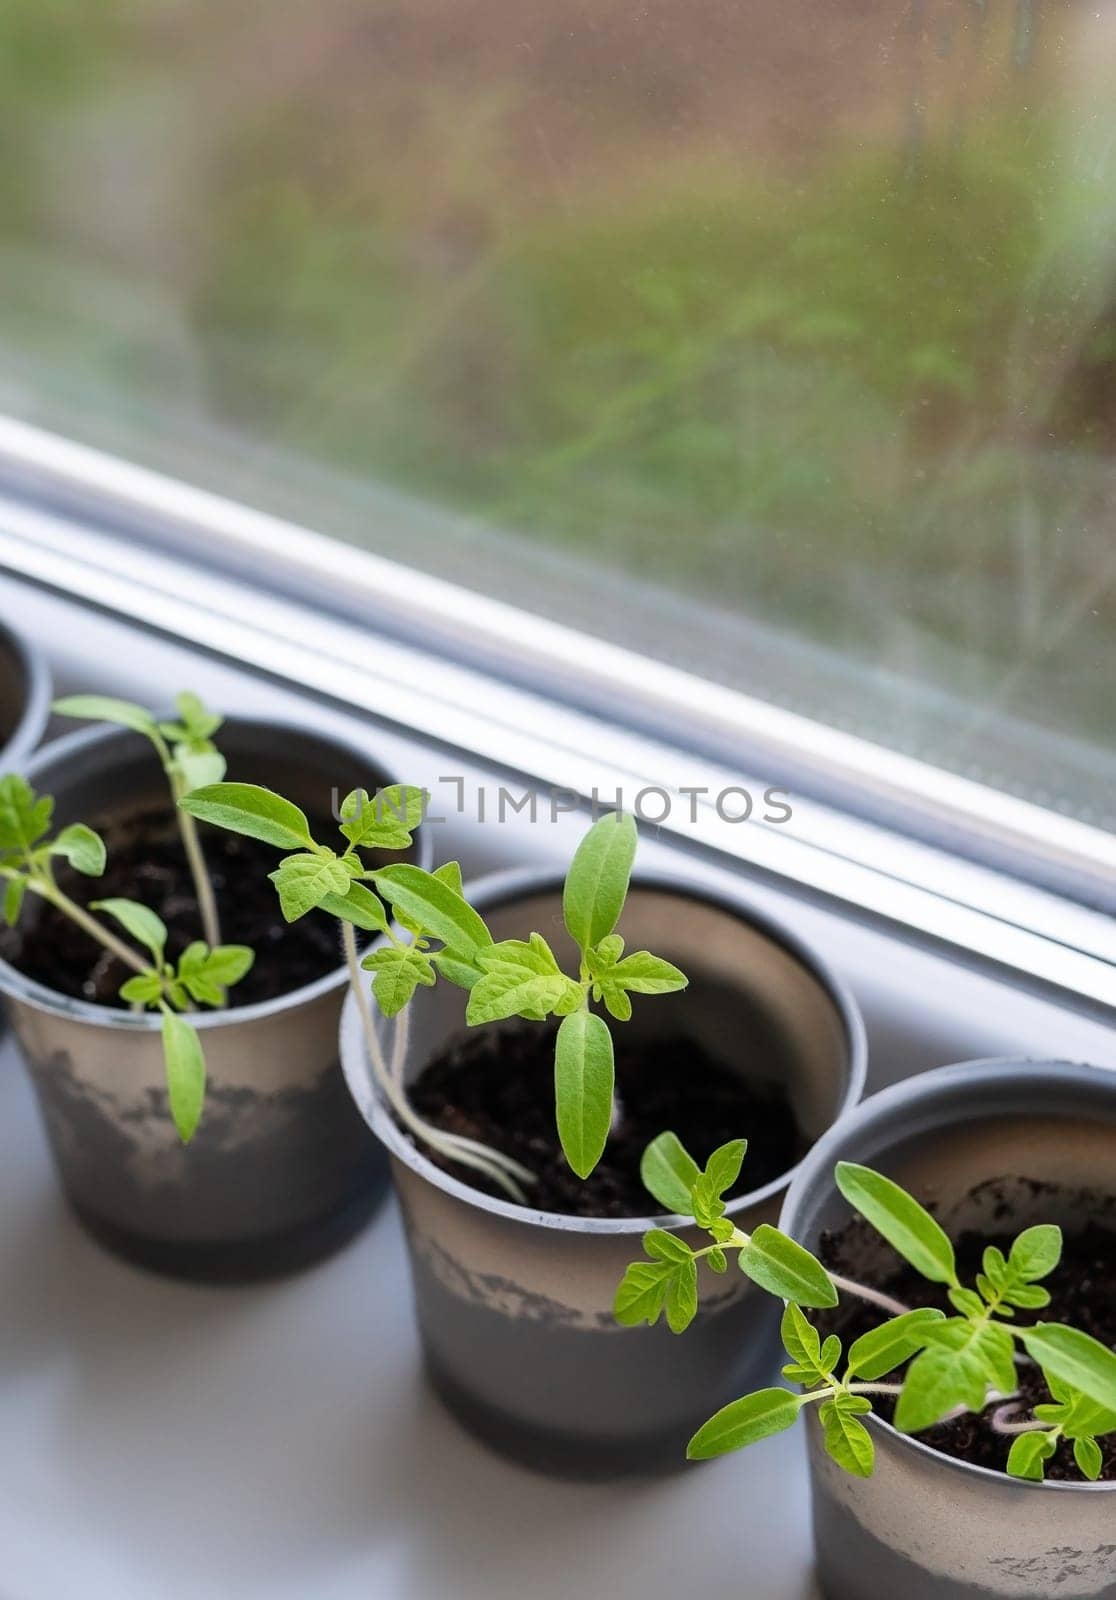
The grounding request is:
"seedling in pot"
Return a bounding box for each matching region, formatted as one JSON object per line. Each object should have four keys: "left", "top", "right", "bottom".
{"left": 178, "top": 787, "right": 688, "bottom": 1200}
{"left": 615, "top": 1132, "right": 839, "bottom": 1332}
{"left": 54, "top": 692, "right": 227, "bottom": 947}
{"left": 0, "top": 770, "right": 253, "bottom": 1141}
{"left": 616, "top": 1144, "right": 1116, "bottom": 1482}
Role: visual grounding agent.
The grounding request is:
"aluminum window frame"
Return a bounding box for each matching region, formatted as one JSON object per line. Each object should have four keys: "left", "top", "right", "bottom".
{"left": 0, "top": 414, "right": 1111, "bottom": 1012}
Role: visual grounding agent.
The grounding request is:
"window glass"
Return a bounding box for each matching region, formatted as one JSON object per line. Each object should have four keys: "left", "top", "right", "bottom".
{"left": 1, "top": 1, "right": 1113, "bottom": 831}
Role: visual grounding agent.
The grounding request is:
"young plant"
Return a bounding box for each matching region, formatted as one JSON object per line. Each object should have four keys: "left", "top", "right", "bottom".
{"left": 0, "top": 773, "right": 253, "bottom": 1140}
{"left": 178, "top": 788, "right": 688, "bottom": 1195}
{"left": 616, "top": 1142, "right": 1116, "bottom": 1483}
{"left": 464, "top": 809, "right": 687, "bottom": 1178}
{"left": 53, "top": 691, "right": 227, "bottom": 947}
{"left": 614, "top": 1132, "right": 839, "bottom": 1333}
{"left": 991, "top": 1373, "right": 1116, "bottom": 1482}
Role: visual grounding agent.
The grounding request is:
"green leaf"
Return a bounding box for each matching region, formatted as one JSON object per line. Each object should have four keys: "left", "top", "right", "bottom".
{"left": 895, "top": 1319, "right": 1015, "bottom": 1434}
{"left": 704, "top": 1139, "right": 748, "bottom": 1198}
{"left": 607, "top": 951, "right": 688, "bottom": 995}
{"left": 614, "top": 1235, "right": 703, "bottom": 1333}
{"left": 180, "top": 783, "right": 316, "bottom": 852}
{"left": 3, "top": 875, "right": 26, "bottom": 926}
{"left": 1020, "top": 1325, "right": 1116, "bottom": 1417}
{"left": 173, "top": 691, "right": 223, "bottom": 741}
{"left": 982, "top": 1245, "right": 1008, "bottom": 1287}
{"left": 53, "top": 695, "right": 160, "bottom": 739}
{"left": 92, "top": 898, "right": 167, "bottom": 962}
{"left": 1074, "top": 1436, "right": 1104, "bottom": 1481}
{"left": 644, "top": 1229, "right": 695, "bottom": 1264}
{"left": 176, "top": 943, "right": 255, "bottom": 1005}
{"left": 562, "top": 811, "right": 638, "bottom": 953}
{"left": 119, "top": 972, "right": 164, "bottom": 1006}
{"left": 362, "top": 945, "right": 436, "bottom": 1017}
{"left": 847, "top": 1309, "right": 947, "bottom": 1381}
{"left": 1042, "top": 1376, "right": 1116, "bottom": 1440}
{"left": 164, "top": 979, "right": 190, "bottom": 1013}
{"left": 476, "top": 933, "right": 561, "bottom": 978}
{"left": 597, "top": 981, "right": 633, "bottom": 1022}
{"left": 431, "top": 949, "right": 484, "bottom": 990}
{"left": 174, "top": 748, "right": 227, "bottom": 794}
{"left": 50, "top": 823, "right": 106, "bottom": 877}
{"left": 467, "top": 935, "right": 580, "bottom": 1021}
{"left": 614, "top": 1261, "right": 671, "bottom": 1327}
{"left": 690, "top": 1177, "right": 729, "bottom": 1232}
{"left": 782, "top": 1304, "right": 823, "bottom": 1372}
{"left": 587, "top": 940, "right": 689, "bottom": 1019}
{"left": 555, "top": 1010, "right": 615, "bottom": 1179}
{"left": 739, "top": 1226, "right": 837, "bottom": 1308}
{"left": 835, "top": 1162, "right": 957, "bottom": 1286}
{"left": 1009, "top": 1225, "right": 1062, "bottom": 1283}
{"left": 1007, "top": 1431, "right": 1057, "bottom": 1482}
{"left": 432, "top": 860, "right": 464, "bottom": 896}
{"left": 1004, "top": 1284, "right": 1051, "bottom": 1311}
{"left": 374, "top": 864, "right": 492, "bottom": 961}
{"left": 820, "top": 1398, "right": 875, "bottom": 1477}
{"left": 664, "top": 1254, "right": 699, "bottom": 1334}
{"left": 339, "top": 786, "right": 426, "bottom": 850}
{"left": 161, "top": 1011, "right": 206, "bottom": 1143}
{"left": 318, "top": 880, "right": 390, "bottom": 934}
{"left": 589, "top": 934, "right": 624, "bottom": 970}
{"left": 269, "top": 852, "right": 352, "bottom": 921}
{"left": 640, "top": 1131, "right": 700, "bottom": 1215}
{"left": 950, "top": 1287, "right": 986, "bottom": 1318}
{"left": 687, "top": 1389, "right": 802, "bottom": 1460}
{"left": 933, "top": 1317, "right": 1017, "bottom": 1396}
{"left": 399, "top": 867, "right": 467, "bottom": 961}
{"left": 0, "top": 775, "right": 53, "bottom": 855}
{"left": 820, "top": 1334, "right": 843, "bottom": 1373}
{"left": 467, "top": 970, "right": 582, "bottom": 1026}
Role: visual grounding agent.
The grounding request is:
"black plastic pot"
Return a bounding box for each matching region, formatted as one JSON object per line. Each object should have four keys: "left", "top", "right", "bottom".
{"left": 0, "top": 618, "right": 51, "bottom": 769}
{"left": 0, "top": 715, "right": 430, "bottom": 1282}
{"left": 781, "top": 1058, "right": 1116, "bottom": 1600}
{"left": 341, "top": 867, "right": 867, "bottom": 1477}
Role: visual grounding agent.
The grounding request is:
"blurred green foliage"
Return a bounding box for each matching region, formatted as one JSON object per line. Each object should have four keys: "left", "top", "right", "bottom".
{"left": 0, "top": 0, "right": 1113, "bottom": 747}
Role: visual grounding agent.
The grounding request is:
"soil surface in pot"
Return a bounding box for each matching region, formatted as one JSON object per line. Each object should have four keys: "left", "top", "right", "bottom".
{"left": 822, "top": 1192, "right": 1116, "bottom": 1482}
{"left": 3, "top": 807, "right": 342, "bottom": 1009}
{"left": 409, "top": 1021, "right": 808, "bottom": 1217}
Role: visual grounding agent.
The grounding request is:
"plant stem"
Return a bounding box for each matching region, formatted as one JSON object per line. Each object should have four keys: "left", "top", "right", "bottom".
{"left": 341, "top": 925, "right": 536, "bottom": 1202}
{"left": 802, "top": 1382, "right": 904, "bottom": 1406}
{"left": 29, "top": 879, "right": 149, "bottom": 976}
{"left": 171, "top": 774, "right": 222, "bottom": 949}
{"left": 990, "top": 1403, "right": 1048, "bottom": 1437}
{"left": 827, "top": 1272, "right": 911, "bottom": 1319}
{"left": 390, "top": 1001, "right": 410, "bottom": 1085}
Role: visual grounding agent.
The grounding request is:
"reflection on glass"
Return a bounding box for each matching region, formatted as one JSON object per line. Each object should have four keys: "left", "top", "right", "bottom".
{"left": 1, "top": 1, "right": 1113, "bottom": 826}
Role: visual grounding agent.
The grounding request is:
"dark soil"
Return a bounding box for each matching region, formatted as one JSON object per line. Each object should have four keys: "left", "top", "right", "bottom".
{"left": 3, "top": 807, "right": 342, "bottom": 1009}
{"left": 822, "top": 1207, "right": 1116, "bottom": 1482}
{"left": 409, "top": 1021, "right": 807, "bottom": 1218}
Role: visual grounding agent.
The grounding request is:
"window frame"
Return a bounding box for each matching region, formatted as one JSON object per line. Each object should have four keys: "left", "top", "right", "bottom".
{"left": 0, "top": 413, "right": 1112, "bottom": 1011}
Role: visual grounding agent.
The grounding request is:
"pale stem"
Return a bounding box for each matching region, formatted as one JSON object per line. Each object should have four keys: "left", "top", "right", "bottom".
{"left": 30, "top": 880, "right": 149, "bottom": 976}
{"left": 171, "top": 774, "right": 222, "bottom": 949}
{"left": 341, "top": 925, "right": 535, "bottom": 1202}
{"left": 806, "top": 1383, "right": 1016, "bottom": 1428}
{"left": 802, "top": 1383, "right": 904, "bottom": 1405}
{"left": 827, "top": 1272, "right": 911, "bottom": 1319}
{"left": 390, "top": 1001, "right": 410, "bottom": 1085}
{"left": 990, "top": 1403, "right": 1048, "bottom": 1436}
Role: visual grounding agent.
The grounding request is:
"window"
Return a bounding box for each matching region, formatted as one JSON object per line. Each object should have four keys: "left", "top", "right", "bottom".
{"left": 1, "top": 1, "right": 1114, "bottom": 839}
